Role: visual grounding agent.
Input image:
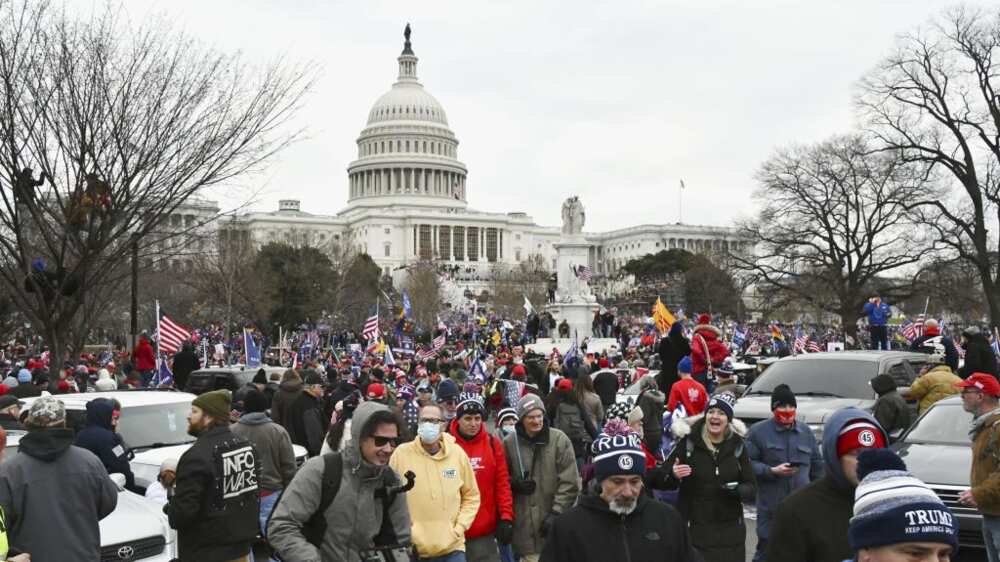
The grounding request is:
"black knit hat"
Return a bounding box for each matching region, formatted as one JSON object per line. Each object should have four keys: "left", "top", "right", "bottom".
{"left": 252, "top": 369, "right": 268, "bottom": 385}
{"left": 771, "top": 384, "right": 797, "bottom": 410}
{"left": 243, "top": 389, "right": 269, "bottom": 414}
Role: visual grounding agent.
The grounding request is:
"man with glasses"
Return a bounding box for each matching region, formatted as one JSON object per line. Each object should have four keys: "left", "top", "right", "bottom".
{"left": 957, "top": 372, "right": 1000, "bottom": 561}
{"left": 390, "top": 403, "right": 481, "bottom": 562}
{"left": 269, "top": 401, "right": 413, "bottom": 560}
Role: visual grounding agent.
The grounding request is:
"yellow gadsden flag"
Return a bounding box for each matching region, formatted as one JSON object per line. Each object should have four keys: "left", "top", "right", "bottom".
{"left": 653, "top": 297, "right": 676, "bottom": 334}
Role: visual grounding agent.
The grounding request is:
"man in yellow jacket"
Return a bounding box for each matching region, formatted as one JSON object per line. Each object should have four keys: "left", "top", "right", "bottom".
{"left": 390, "top": 403, "right": 481, "bottom": 561}
{"left": 906, "top": 339, "right": 961, "bottom": 414}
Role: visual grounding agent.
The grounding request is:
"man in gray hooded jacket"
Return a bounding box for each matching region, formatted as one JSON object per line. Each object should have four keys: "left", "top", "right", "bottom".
{"left": 268, "top": 400, "right": 412, "bottom": 561}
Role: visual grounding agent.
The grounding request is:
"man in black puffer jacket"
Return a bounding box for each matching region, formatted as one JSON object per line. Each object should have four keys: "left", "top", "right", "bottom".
{"left": 165, "top": 389, "right": 260, "bottom": 561}
{"left": 541, "top": 428, "right": 701, "bottom": 562}
{"left": 74, "top": 398, "right": 139, "bottom": 493}
{"left": 958, "top": 326, "right": 998, "bottom": 380}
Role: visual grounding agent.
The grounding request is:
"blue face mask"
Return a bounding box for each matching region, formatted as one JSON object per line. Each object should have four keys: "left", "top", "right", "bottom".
{"left": 418, "top": 422, "right": 441, "bottom": 444}
{"left": 501, "top": 425, "right": 515, "bottom": 436}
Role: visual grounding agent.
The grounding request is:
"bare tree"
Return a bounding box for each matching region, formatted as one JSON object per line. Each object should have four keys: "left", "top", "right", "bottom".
{"left": 734, "top": 135, "right": 930, "bottom": 326}
{"left": 403, "top": 261, "right": 442, "bottom": 330}
{"left": 857, "top": 5, "right": 1000, "bottom": 326}
{"left": 0, "top": 2, "right": 311, "bottom": 370}
{"left": 489, "top": 254, "right": 548, "bottom": 319}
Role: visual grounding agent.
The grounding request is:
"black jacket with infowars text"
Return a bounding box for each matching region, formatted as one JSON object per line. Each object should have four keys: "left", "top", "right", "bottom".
{"left": 166, "top": 425, "right": 261, "bottom": 562}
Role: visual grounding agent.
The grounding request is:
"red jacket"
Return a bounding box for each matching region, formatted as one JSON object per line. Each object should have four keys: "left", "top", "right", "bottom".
{"left": 449, "top": 420, "right": 514, "bottom": 538}
{"left": 133, "top": 338, "right": 156, "bottom": 372}
{"left": 690, "top": 324, "right": 729, "bottom": 376}
{"left": 667, "top": 378, "right": 708, "bottom": 416}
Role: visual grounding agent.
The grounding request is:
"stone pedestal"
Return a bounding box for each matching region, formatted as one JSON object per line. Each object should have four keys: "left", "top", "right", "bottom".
{"left": 545, "top": 236, "right": 598, "bottom": 340}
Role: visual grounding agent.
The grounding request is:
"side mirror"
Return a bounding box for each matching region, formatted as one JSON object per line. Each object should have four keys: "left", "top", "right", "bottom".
{"left": 110, "top": 472, "right": 126, "bottom": 491}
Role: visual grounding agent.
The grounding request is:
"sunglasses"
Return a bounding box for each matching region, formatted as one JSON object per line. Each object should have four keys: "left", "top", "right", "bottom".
{"left": 372, "top": 436, "right": 400, "bottom": 448}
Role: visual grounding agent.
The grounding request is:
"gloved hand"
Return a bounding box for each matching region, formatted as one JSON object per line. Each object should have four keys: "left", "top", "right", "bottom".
{"left": 510, "top": 478, "right": 537, "bottom": 495}
{"left": 496, "top": 519, "right": 514, "bottom": 544}
{"left": 540, "top": 512, "right": 559, "bottom": 537}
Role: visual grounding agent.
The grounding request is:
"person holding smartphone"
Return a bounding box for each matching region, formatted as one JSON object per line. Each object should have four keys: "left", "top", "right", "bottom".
{"left": 744, "top": 384, "right": 823, "bottom": 562}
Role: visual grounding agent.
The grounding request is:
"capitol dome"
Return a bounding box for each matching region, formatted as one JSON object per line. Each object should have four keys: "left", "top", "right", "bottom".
{"left": 346, "top": 25, "right": 467, "bottom": 209}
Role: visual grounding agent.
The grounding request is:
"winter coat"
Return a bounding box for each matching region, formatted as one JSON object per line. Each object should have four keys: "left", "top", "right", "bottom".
{"left": 862, "top": 300, "right": 890, "bottom": 325}
{"left": 268, "top": 402, "right": 412, "bottom": 562}
{"left": 74, "top": 398, "right": 138, "bottom": 492}
{"left": 690, "top": 324, "right": 729, "bottom": 377}
{"left": 637, "top": 388, "right": 666, "bottom": 454}
{"left": 503, "top": 422, "right": 580, "bottom": 556}
{"left": 959, "top": 333, "right": 999, "bottom": 379}
{"left": 133, "top": 337, "right": 156, "bottom": 372}
{"left": 171, "top": 348, "right": 201, "bottom": 391}
{"left": 546, "top": 390, "right": 598, "bottom": 457}
{"left": 94, "top": 370, "right": 117, "bottom": 391}
{"left": 745, "top": 417, "right": 823, "bottom": 541}
{"left": 661, "top": 416, "right": 755, "bottom": 562}
{"left": 969, "top": 408, "right": 1000, "bottom": 516}
{"left": 592, "top": 370, "right": 619, "bottom": 409}
{"left": 540, "top": 494, "right": 702, "bottom": 562}
{"left": 388, "top": 432, "right": 481, "bottom": 558}
{"left": 765, "top": 408, "right": 887, "bottom": 562}
{"left": 870, "top": 374, "right": 911, "bottom": 436}
{"left": 657, "top": 323, "right": 691, "bottom": 396}
{"left": 908, "top": 365, "right": 962, "bottom": 414}
{"left": 166, "top": 425, "right": 260, "bottom": 562}
{"left": 272, "top": 379, "right": 303, "bottom": 429}
{"left": 449, "top": 419, "right": 515, "bottom": 539}
{"left": 579, "top": 390, "right": 604, "bottom": 429}
{"left": 0, "top": 428, "right": 118, "bottom": 561}
{"left": 285, "top": 390, "right": 328, "bottom": 458}
{"left": 230, "top": 411, "right": 297, "bottom": 491}
{"left": 910, "top": 332, "right": 959, "bottom": 371}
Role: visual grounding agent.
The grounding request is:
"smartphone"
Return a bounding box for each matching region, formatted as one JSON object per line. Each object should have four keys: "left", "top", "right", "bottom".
{"left": 786, "top": 461, "right": 802, "bottom": 467}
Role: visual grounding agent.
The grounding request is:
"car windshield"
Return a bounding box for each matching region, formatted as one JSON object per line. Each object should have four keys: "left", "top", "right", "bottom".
{"left": 118, "top": 402, "right": 195, "bottom": 450}
{"left": 744, "top": 359, "right": 878, "bottom": 399}
{"left": 903, "top": 403, "right": 973, "bottom": 445}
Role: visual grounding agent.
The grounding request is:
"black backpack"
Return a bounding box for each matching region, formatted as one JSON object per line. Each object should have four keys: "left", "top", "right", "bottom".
{"left": 555, "top": 401, "right": 588, "bottom": 444}
{"left": 266, "top": 452, "right": 343, "bottom": 555}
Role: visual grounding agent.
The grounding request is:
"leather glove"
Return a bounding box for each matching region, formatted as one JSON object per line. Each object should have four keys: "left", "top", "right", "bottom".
{"left": 496, "top": 519, "right": 514, "bottom": 545}
{"left": 510, "top": 478, "right": 537, "bottom": 495}
{"left": 540, "top": 512, "right": 559, "bottom": 537}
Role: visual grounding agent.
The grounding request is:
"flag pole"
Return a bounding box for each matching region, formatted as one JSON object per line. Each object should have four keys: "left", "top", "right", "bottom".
{"left": 678, "top": 179, "right": 684, "bottom": 224}
{"left": 155, "top": 300, "right": 161, "bottom": 360}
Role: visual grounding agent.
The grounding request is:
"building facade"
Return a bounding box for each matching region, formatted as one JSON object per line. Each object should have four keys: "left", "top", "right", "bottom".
{"left": 213, "top": 28, "right": 745, "bottom": 291}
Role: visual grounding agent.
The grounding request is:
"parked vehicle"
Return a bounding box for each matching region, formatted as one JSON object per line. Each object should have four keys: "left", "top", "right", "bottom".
{"left": 186, "top": 364, "right": 287, "bottom": 395}
{"left": 5, "top": 430, "right": 178, "bottom": 561}
{"left": 733, "top": 351, "right": 928, "bottom": 442}
{"left": 23, "top": 390, "right": 307, "bottom": 489}
{"left": 892, "top": 396, "right": 983, "bottom": 550}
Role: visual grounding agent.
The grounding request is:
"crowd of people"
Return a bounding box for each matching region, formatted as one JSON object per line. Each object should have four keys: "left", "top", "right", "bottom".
{"left": 0, "top": 304, "right": 992, "bottom": 562}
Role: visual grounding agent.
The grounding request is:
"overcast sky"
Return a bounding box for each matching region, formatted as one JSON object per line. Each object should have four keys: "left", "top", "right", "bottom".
{"left": 124, "top": 0, "right": 953, "bottom": 232}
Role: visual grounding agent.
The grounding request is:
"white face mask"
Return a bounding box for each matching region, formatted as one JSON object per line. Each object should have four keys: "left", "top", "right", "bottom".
{"left": 418, "top": 422, "right": 441, "bottom": 444}
{"left": 501, "top": 425, "right": 515, "bottom": 436}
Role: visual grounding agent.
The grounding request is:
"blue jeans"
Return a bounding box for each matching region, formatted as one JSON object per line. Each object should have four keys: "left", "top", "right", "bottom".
{"left": 260, "top": 490, "right": 281, "bottom": 562}
{"left": 499, "top": 544, "right": 517, "bottom": 562}
{"left": 986, "top": 514, "right": 1000, "bottom": 562}
{"left": 421, "top": 552, "right": 466, "bottom": 562}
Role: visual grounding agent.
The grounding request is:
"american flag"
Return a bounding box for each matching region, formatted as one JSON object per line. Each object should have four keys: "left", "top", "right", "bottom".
{"left": 806, "top": 339, "right": 822, "bottom": 353}
{"left": 574, "top": 264, "right": 593, "bottom": 282}
{"left": 416, "top": 333, "right": 446, "bottom": 361}
{"left": 900, "top": 319, "right": 920, "bottom": 342}
{"left": 158, "top": 310, "right": 191, "bottom": 355}
{"left": 362, "top": 305, "right": 380, "bottom": 341}
{"left": 794, "top": 330, "right": 807, "bottom": 354}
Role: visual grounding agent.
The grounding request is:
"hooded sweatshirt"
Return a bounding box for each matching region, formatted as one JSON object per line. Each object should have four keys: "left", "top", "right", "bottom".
{"left": 75, "top": 398, "right": 137, "bottom": 492}
{"left": 94, "top": 369, "right": 117, "bottom": 392}
{"left": 449, "top": 418, "right": 515, "bottom": 539}
{"left": 268, "top": 401, "right": 412, "bottom": 562}
{"left": 230, "top": 411, "right": 297, "bottom": 491}
{"left": 0, "top": 428, "right": 118, "bottom": 561}
{"left": 389, "top": 428, "right": 481, "bottom": 558}
{"left": 870, "top": 374, "right": 911, "bottom": 435}
{"left": 765, "top": 407, "right": 887, "bottom": 562}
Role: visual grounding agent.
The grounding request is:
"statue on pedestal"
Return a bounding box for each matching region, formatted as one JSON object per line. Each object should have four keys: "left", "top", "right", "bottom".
{"left": 561, "top": 196, "right": 585, "bottom": 236}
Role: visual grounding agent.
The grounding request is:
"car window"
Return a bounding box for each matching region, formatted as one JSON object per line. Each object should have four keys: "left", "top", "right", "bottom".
{"left": 903, "top": 403, "right": 973, "bottom": 444}
{"left": 744, "top": 359, "right": 878, "bottom": 399}
{"left": 117, "top": 402, "right": 196, "bottom": 450}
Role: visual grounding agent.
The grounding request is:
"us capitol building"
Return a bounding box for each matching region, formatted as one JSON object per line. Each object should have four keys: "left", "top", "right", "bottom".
{"left": 177, "top": 27, "right": 746, "bottom": 293}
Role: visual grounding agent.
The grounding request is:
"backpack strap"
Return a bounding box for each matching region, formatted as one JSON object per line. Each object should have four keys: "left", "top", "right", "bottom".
{"left": 319, "top": 452, "right": 344, "bottom": 515}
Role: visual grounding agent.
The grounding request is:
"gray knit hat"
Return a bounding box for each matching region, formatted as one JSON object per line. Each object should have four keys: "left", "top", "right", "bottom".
{"left": 517, "top": 393, "right": 545, "bottom": 418}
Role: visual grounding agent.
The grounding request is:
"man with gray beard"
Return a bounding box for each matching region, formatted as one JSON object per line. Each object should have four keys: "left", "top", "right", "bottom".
{"left": 539, "top": 421, "right": 702, "bottom": 562}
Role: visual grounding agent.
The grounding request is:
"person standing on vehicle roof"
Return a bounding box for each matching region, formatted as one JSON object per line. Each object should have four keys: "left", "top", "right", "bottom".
{"left": 862, "top": 296, "right": 891, "bottom": 351}
{"left": 744, "top": 385, "right": 823, "bottom": 562}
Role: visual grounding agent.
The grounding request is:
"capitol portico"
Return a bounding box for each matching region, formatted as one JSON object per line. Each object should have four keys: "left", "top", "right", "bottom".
{"left": 203, "top": 26, "right": 747, "bottom": 291}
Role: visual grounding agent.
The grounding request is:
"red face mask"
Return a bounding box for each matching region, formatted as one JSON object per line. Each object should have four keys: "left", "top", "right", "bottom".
{"left": 774, "top": 408, "right": 797, "bottom": 426}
